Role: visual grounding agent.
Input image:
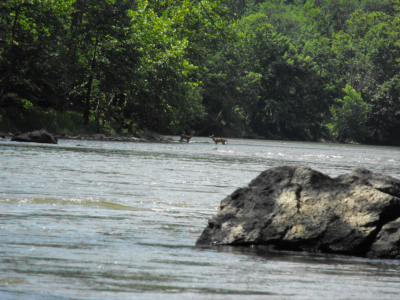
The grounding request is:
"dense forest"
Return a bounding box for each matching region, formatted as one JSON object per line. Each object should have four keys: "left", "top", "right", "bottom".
{"left": 1, "top": 0, "right": 400, "bottom": 145}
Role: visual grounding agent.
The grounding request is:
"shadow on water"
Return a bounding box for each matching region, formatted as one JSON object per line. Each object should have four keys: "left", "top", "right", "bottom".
{"left": 191, "top": 245, "right": 400, "bottom": 288}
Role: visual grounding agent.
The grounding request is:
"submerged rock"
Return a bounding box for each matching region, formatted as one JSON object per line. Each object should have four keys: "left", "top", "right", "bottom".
{"left": 11, "top": 129, "right": 58, "bottom": 144}
{"left": 196, "top": 166, "right": 400, "bottom": 259}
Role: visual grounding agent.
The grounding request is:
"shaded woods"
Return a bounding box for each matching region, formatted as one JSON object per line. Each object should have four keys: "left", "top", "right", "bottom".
{"left": 1, "top": 0, "right": 400, "bottom": 145}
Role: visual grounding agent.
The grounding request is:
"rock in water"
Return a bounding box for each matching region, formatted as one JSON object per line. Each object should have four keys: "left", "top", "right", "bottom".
{"left": 196, "top": 166, "right": 400, "bottom": 259}
{"left": 11, "top": 129, "right": 58, "bottom": 144}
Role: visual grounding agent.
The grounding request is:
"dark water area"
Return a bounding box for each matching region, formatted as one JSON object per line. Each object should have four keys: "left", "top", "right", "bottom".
{"left": 1, "top": 137, "right": 400, "bottom": 299}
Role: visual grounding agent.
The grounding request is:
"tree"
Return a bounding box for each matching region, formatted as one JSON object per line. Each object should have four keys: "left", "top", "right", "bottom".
{"left": 329, "top": 84, "right": 371, "bottom": 142}
{"left": 199, "top": 43, "right": 263, "bottom": 137}
{"left": 332, "top": 8, "right": 400, "bottom": 144}
{"left": 63, "top": 0, "right": 139, "bottom": 126}
{"left": 79, "top": 0, "right": 232, "bottom": 134}
{"left": 0, "top": 0, "right": 233, "bottom": 135}
{"left": 230, "top": 13, "right": 330, "bottom": 140}
{"left": 0, "top": 0, "right": 74, "bottom": 112}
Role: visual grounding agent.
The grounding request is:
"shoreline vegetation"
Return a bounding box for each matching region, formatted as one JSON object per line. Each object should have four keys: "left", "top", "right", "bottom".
{"left": 1, "top": 1, "right": 400, "bottom": 146}
{"left": 0, "top": 128, "right": 349, "bottom": 145}
{"left": 0, "top": 109, "right": 354, "bottom": 144}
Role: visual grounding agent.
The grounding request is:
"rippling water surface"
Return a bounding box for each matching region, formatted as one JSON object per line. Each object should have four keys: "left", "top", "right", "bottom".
{"left": 1, "top": 137, "right": 400, "bottom": 299}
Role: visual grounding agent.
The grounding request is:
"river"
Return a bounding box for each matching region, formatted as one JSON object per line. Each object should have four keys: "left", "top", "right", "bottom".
{"left": 1, "top": 136, "right": 400, "bottom": 299}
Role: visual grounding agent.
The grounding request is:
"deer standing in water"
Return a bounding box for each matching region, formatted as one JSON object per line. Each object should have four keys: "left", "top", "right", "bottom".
{"left": 210, "top": 135, "right": 227, "bottom": 145}
{"left": 180, "top": 134, "right": 193, "bottom": 143}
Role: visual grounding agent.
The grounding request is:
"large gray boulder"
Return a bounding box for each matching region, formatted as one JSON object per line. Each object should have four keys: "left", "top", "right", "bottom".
{"left": 11, "top": 129, "right": 58, "bottom": 144}
{"left": 196, "top": 166, "right": 400, "bottom": 259}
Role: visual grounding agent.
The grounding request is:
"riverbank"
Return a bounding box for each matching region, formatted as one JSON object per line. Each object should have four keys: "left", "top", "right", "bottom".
{"left": 56, "top": 133, "right": 178, "bottom": 143}
{"left": 0, "top": 131, "right": 185, "bottom": 143}
{"left": 0, "top": 130, "right": 358, "bottom": 145}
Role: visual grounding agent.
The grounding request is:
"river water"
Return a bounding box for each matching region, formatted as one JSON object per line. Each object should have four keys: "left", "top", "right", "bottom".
{"left": 1, "top": 136, "right": 400, "bottom": 299}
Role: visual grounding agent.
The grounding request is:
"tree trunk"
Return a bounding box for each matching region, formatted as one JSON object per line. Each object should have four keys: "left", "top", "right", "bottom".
{"left": 83, "top": 37, "right": 98, "bottom": 126}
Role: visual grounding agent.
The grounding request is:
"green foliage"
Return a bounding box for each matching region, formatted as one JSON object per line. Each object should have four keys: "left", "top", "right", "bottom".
{"left": 329, "top": 84, "right": 371, "bottom": 142}
{"left": 331, "top": 8, "right": 400, "bottom": 144}
{"left": 1, "top": 0, "right": 400, "bottom": 145}
{"left": 232, "top": 13, "right": 329, "bottom": 139}
{"left": 0, "top": 0, "right": 230, "bottom": 135}
{"left": 255, "top": 0, "right": 317, "bottom": 45}
{"left": 0, "top": 108, "right": 92, "bottom": 135}
{"left": 0, "top": 0, "right": 75, "bottom": 111}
